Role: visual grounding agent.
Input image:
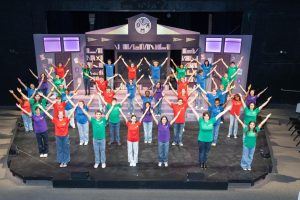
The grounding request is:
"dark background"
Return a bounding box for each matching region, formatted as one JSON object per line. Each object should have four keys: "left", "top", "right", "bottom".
{"left": 1, "top": 0, "right": 300, "bottom": 105}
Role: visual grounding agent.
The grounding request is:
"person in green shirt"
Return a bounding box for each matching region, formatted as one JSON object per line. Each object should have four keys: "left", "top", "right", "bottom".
{"left": 46, "top": 69, "right": 69, "bottom": 97}
{"left": 79, "top": 60, "right": 94, "bottom": 96}
{"left": 214, "top": 68, "right": 238, "bottom": 89}
{"left": 221, "top": 56, "right": 243, "bottom": 82}
{"left": 82, "top": 105, "right": 114, "bottom": 169}
{"left": 235, "top": 113, "right": 271, "bottom": 171}
{"left": 170, "top": 58, "right": 188, "bottom": 80}
{"left": 189, "top": 103, "right": 230, "bottom": 169}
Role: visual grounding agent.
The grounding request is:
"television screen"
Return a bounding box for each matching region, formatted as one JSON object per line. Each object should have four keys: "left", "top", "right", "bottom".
{"left": 43, "top": 37, "right": 61, "bottom": 53}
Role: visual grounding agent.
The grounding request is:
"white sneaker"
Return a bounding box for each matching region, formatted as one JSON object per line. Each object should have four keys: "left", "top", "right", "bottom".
{"left": 144, "top": 141, "right": 147, "bottom": 144}
{"left": 59, "top": 163, "right": 64, "bottom": 167}
{"left": 148, "top": 141, "right": 152, "bottom": 144}
{"left": 179, "top": 143, "right": 183, "bottom": 146}
{"left": 195, "top": 106, "right": 199, "bottom": 109}
{"left": 247, "top": 168, "right": 252, "bottom": 171}
{"left": 172, "top": 142, "right": 176, "bottom": 146}
{"left": 200, "top": 107, "right": 204, "bottom": 110}
{"left": 242, "top": 167, "right": 247, "bottom": 171}
{"left": 79, "top": 142, "right": 84, "bottom": 146}
{"left": 44, "top": 154, "right": 48, "bottom": 157}
{"left": 84, "top": 141, "right": 88, "bottom": 145}
{"left": 220, "top": 121, "right": 224, "bottom": 124}
{"left": 130, "top": 162, "right": 133, "bottom": 166}
{"left": 227, "top": 135, "right": 231, "bottom": 138}
{"left": 94, "top": 163, "right": 99, "bottom": 169}
{"left": 101, "top": 163, "right": 106, "bottom": 168}
{"left": 132, "top": 163, "right": 136, "bottom": 167}
{"left": 62, "top": 163, "right": 67, "bottom": 167}
{"left": 234, "top": 136, "right": 238, "bottom": 139}
{"left": 158, "top": 162, "right": 162, "bottom": 167}
{"left": 211, "top": 143, "right": 216, "bottom": 146}
{"left": 183, "top": 128, "right": 185, "bottom": 132}
{"left": 164, "top": 162, "right": 168, "bottom": 167}
{"left": 40, "top": 154, "right": 44, "bottom": 158}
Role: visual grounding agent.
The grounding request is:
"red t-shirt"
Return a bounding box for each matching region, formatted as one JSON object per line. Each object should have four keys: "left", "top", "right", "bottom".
{"left": 177, "top": 80, "right": 188, "bottom": 93}
{"left": 19, "top": 99, "right": 31, "bottom": 114}
{"left": 53, "top": 102, "right": 66, "bottom": 118}
{"left": 103, "top": 91, "right": 115, "bottom": 104}
{"left": 52, "top": 117, "right": 70, "bottom": 136}
{"left": 178, "top": 93, "right": 190, "bottom": 104}
{"left": 127, "top": 121, "right": 141, "bottom": 142}
{"left": 95, "top": 80, "right": 108, "bottom": 92}
{"left": 127, "top": 66, "right": 138, "bottom": 80}
{"left": 55, "top": 66, "right": 65, "bottom": 79}
{"left": 171, "top": 103, "right": 188, "bottom": 123}
{"left": 230, "top": 99, "right": 242, "bottom": 116}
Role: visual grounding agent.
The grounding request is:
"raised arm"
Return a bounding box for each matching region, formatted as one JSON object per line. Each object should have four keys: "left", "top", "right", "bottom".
{"left": 153, "top": 98, "right": 163, "bottom": 109}
{"left": 137, "top": 84, "right": 143, "bottom": 96}
{"left": 136, "top": 58, "right": 143, "bottom": 68}
{"left": 81, "top": 107, "right": 92, "bottom": 121}
{"left": 192, "top": 58, "right": 201, "bottom": 65}
{"left": 188, "top": 102, "right": 199, "bottom": 121}
{"left": 135, "top": 99, "right": 143, "bottom": 109}
{"left": 120, "top": 94, "right": 130, "bottom": 105}
{"left": 211, "top": 77, "right": 218, "bottom": 89}
{"left": 258, "top": 113, "right": 272, "bottom": 129}
{"left": 257, "top": 87, "right": 268, "bottom": 97}
{"left": 118, "top": 74, "right": 127, "bottom": 85}
{"left": 162, "top": 76, "right": 170, "bottom": 87}
{"left": 67, "top": 104, "right": 78, "bottom": 119}
{"left": 161, "top": 57, "right": 168, "bottom": 67}
{"left": 235, "top": 114, "right": 246, "bottom": 128}
{"left": 201, "top": 93, "right": 211, "bottom": 107}
{"left": 213, "top": 68, "right": 222, "bottom": 79}
{"left": 198, "top": 85, "right": 207, "bottom": 95}
{"left": 64, "top": 58, "right": 71, "bottom": 67}
{"left": 187, "top": 70, "right": 197, "bottom": 83}
{"left": 84, "top": 73, "right": 95, "bottom": 81}
{"left": 48, "top": 80, "right": 62, "bottom": 95}
{"left": 105, "top": 104, "right": 115, "bottom": 120}
{"left": 121, "top": 58, "right": 128, "bottom": 66}
{"left": 143, "top": 57, "right": 151, "bottom": 66}
{"left": 38, "top": 104, "right": 53, "bottom": 120}
{"left": 139, "top": 107, "right": 150, "bottom": 123}
{"left": 163, "top": 96, "right": 172, "bottom": 107}
{"left": 148, "top": 75, "right": 155, "bottom": 86}
{"left": 119, "top": 108, "right": 128, "bottom": 123}
{"left": 207, "top": 65, "right": 217, "bottom": 76}
{"left": 113, "top": 55, "right": 122, "bottom": 65}
{"left": 221, "top": 58, "right": 229, "bottom": 69}
{"left": 87, "top": 94, "right": 95, "bottom": 107}
{"left": 72, "top": 81, "right": 81, "bottom": 93}
{"left": 97, "top": 92, "right": 107, "bottom": 106}
{"left": 108, "top": 73, "right": 119, "bottom": 81}
{"left": 170, "top": 109, "right": 182, "bottom": 125}
{"left": 149, "top": 109, "right": 158, "bottom": 125}
{"left": 66, "top": 80, "right": 74, "bottom": 89}
{"left": 230, "top": 69, "right": 239, "bottom": 80}
{"left": 38, "top": 92, "right": 55, "bottom": 104}
{"left": 215, "top": 106, "right": 231, "bottom": 120}
{"left": 29, "top": 69, "right": 38, "bottom": 79}
{"left": 16, "top": 88, "right": 29, "bottom": 100}
{"left": 170, "top": 59, "right": 178, "bottom": 68}
{"left": 16, "top": 103, "right": 32, "bottom": 117}
{"left": 189, "top": 84, "right": 199, "bottom": 96}
{"left": 9, "top": 90, "right": 21, "bottom": 102}
{"left": 62, "top": 70, "right": 70, "bottom": 80}
{"left": 168, "top": 83, "right": 178, "bottom": 95}
{"left": 114, "top": 83, "right": 123, "bottom": 94}
{"left": 17, "top": 78, "right": 27, "bottom": 90}
{"left": 45, "top": 69, "right": 53, "bottom": 80}
{"left": 238, "top": 93, "right": 246, "bottom": 108}
{"left": 212, "top": 58, "right": 221, "bottom": 65}
{"left": 237, "top": 56, "right": 244, "bottom": 67}
{"left": 239, "top": 84, "right": 248, "bottom": 95}
{"left": 136, "top": 74, "right": 144, "bottom": 85}
{"left": 259, "top": 97, "right": 272, "bottom": 110}
{"left": 170, "top": 68, "right": 178, "bottom": 82}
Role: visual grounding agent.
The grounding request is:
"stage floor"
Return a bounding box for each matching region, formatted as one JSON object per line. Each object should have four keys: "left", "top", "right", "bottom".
{"left": 8, "top": 118, "right": 272, "bottom": 189}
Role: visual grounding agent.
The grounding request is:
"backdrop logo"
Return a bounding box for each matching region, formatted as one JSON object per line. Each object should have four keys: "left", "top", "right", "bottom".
{"left": 114, "top": 43, "right": 170, "bottom": 51}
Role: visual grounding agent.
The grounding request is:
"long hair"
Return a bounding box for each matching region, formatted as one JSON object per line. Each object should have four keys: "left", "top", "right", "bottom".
{"left": 160, "top": 115, "right": 169, "bottom": 124}
{"left": 246, "top": 121, "right": 257, "bottom": 135}
{"left": 33, "top": 94, "right": 43, "bottom": 105}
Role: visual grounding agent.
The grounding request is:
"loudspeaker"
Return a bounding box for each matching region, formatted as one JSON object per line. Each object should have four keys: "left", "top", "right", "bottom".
{"left": 70, "top": 172, "right": 90, "bottom": 180}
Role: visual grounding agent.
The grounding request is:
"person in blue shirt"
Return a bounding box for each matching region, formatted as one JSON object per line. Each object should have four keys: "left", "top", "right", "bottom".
{"left": 137, "top": 84, "right": 154, "bottom": 110}
{"left": 99, "top": 56, "right": 122, "bottom": 89}
{"left": 119, "top": 74, "right": 144, "bottom": 115}
{"left": 199, "top": 77, "right": 220, "bottom": 108}
{"left": 17, "top": 77, "right": 39, "bottom": 98}
{"left": 144, "top": 57, "right": 168, "bottom": 85}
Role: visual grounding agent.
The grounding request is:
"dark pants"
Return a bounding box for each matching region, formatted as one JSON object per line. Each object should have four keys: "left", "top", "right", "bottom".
{"left": 198, "top": 141, "right": 212, "bottom": 163}
{"left": 36, "top": 131, "right": 49, "bottom": 154}
{"left": 83, "top": 78, "right": 90, "bottom": 95}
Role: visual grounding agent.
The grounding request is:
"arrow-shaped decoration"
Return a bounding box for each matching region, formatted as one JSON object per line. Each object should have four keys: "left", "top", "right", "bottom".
{"left": 173, "top": 37, "right": 182, "bottom": 42}
{"left": 101, "top": 37, "right": 111, "bottom": 42}
{"left": 87, "top": 37, "right": 97, "bottom": 42}
{"left": 186, "top": 37, "right": 195, "bottom": 42}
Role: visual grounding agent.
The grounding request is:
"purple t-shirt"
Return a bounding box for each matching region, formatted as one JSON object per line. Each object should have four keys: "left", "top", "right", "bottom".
{"left": 143, "top": 110, "right": 152, "bottom": 123}
{"left": 153, "top": 87, "right": 163, "bottom": 101}
{"left": 158, "top": 122, "right": 171, "bottom": 142}
{"left": 32, "top": 113, "right": 48, "bottom": 134}
{"left": 39, "top": 78, "right": 48, "bottom": 90}
{"left": 246, "top": 95, "right": 258, "bottom": 106}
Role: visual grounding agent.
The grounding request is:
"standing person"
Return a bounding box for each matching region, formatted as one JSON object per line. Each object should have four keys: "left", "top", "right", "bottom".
{"left": 97, "top": 83, "right": 123, "bottom": 105}
{"left": 17, "top": 78, "right": 36, "bottom": 98}
{"left": 51, "top": 58, "right": 70, "bottom": 80}
{"left": 195, "top": 68, "right": 215, "bottom": 109}
{"left": 9, "top": 90, "right": 33, "bottom": 133}
{"left": 119, "top": 74, "right": 144, "bottom": 115}
{"left": 99, "top": 56, "right": 122, "bottom": 89}
{"left": 29, "top": 69, "right": 50, "bottom": 96}
{"left": 47, "top": 70, "right": 70, "bottom": 97}
{"left": 98, "top": 94, "right": 129, "bottom": 145}
{"left": 214, "top": 68, "right": 238, "bottom": 90}
{"left": 240, "top": 84, "right": 268, "bottom": 107}
{"left": 149, "top": 76, "right": 170, "bottom": 116}
{"left": 189, "top": 103, "right": 230, "bottom": 168}
{"left": 79, "top": 61, "right": 93, "bottom": 96}
{"left": 16, "top": 105, "right": 49, "bottom": 158}
{"left": 119, "top": 108, "right": 148, "bottom": 167}
{"left": 121, "top": 57, "right": 143, "bottom": 83}
{"left": 75, "top": 95, "right": 95, "bottom": 146}
{"left": 171, "top": 68, "right": 196, "bottom": 94}
{"left": 137, "top": 84, "right": 154, "bottom": 110}
{"left": 235, "top": 113, "right": 272, "bottom": 170}
{"left": 227, "top": 94, "right": 243, "bottom": 139}
{"left": 39, "top": 104, "right": 77, "bottom": 168}
{"left": 144, "top": 57, "right": 168, "bottom": 85}
{"left": 81, "top": 106, "right": 115, "bottom": 169}
{"left": 170, "top": 59, "right": 188, "bottom": 80}
{"left": 221, "top": 56, "right": 243, "bottom": 82}
{"left": 169, "top": 83, "right": 198, "bottom": 105}
{"left": 85, "top": 73, "right": 119, "bottom": 94}
{"left": 150, "top": 109, "right": 181, "bottom": 167}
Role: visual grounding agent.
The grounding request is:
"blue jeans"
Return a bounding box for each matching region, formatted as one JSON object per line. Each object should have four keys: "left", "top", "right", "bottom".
{"left": 228, "top": 114, "right": 238, "bottom": 137}
{"left": 56, "top": 136, "right": 70, "bottom": 163}
{"left": 241, "top": 145, "right": 256, "bottom": 169}
{"left": 109, "top": 122, "right": 120, "bottom": 143}
{"left": 158, "top": 141, "right": 169, "bottom": 162}
{"left": 173, "top": 123, "right": 184, "bottom": 144}
{"left": 195, "top": 90, "right": 203, "bottom": 107}
{"left": 107, "top": 76, "right": 114, "bottom": 89}
{"left": 22, "top": 114, "right": 33, "bottom": 132}
{"left": 213, "top": 123, "right": 221, "bottom": 144}
{"left": 143, "top": 122, "right": 153, "bottom": 142}
{"left": 77, "top": 122, "right": 89, "bottom": 143}
{"left": 35, "top": 131, "right": 49, "bottom": 154}
{"left": 152, "top": 78, "right": 160, "bottom": 86}
{"left": 127, "top": 97, "right": 135, "bottom": 114}
{"left": 198, "top": 141, "right": 212, "bottom": 163}
{"left": 93, "top": 138, "right": 106, "bottom": 164}
{"left": 83, "top": 78, "right": 90, "bottom": 95}
{"left": 154, "top": 98, "right": 162, "bottom": 115}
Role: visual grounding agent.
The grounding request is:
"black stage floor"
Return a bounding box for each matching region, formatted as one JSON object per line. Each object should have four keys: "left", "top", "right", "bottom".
{"left": 8, "top": 118, "right": 272, "bottom": 189}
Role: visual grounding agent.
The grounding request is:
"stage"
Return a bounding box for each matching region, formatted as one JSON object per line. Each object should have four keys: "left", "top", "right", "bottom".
{"left": 7, "top": 117, "right": 272, "bottom": 189}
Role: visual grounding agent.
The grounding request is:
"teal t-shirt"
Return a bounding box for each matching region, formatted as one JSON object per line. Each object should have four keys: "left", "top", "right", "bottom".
{"left": 106, "top": 104, "right": 122, "bottom": 123}
{"left": 91, "top": 117, "right": 107, "bottom": 140}
{"left": 53, "top": 78, "right": 63, "bottom": 88}
{"left": 176, "top": 67, "right": 187, "bottom": 79}
{"left": 198, "top": 117, "right": 216, "bottom": 142}
{"left": 243, "top": 107, "right": 260, "bottom": 125}
{"left": 228, "top": 66, "right": 238, "bottom": 81}
{"left": 82, "top": 67, "right": 91, "bottom": 79}
{"left": 243, "top": 127, "right": 260, "bottom": 148}
{"left": 29, "top": 98, "right": 47, "bottom": 114}
{"left": 221, "top": 77, "right": 230, "bottom": 88}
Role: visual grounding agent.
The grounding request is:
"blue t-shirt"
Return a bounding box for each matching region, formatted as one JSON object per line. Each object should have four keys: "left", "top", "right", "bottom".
{"left": 64, "top": 93, "right": 73, "bottom": 111}
{"left": 206, "top": 93, "right": 219, "bottom": 106}
{"left": 105, "top": 64, "right": 115, "bottom": 77}
{"left": 201, "top": 64, "right": 212, "bottom": 75}
{"left": 141, "top": 95, "right": 153, "bottom": 108}
{"left": 209, "top": 105, "right": 224, "bottom": 125}
{"left": 150, "top": 65, "right": 161, "bottom": 80}
{"left": 126, "top": 83, "right": 136, "bottom": 99}
{"left": 196, "top": 74, "right": 208, "bottom": 89}
{"left": 75, "top": 105, "right": 89, "bottom": 124}
{"left": 217, "top": 89, "right": 227, "bottom": 104}
{"left": 27, "top": 88, "right": 35, "bottom": 98}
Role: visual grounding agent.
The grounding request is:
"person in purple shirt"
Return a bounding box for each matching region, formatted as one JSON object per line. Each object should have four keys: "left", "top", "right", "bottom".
{"left": 16, "top": 105, "right": 49, "bottom": 158}
{"left": 150, "top": 108, "right": 182, "bottom": 167}
{"left": 239, "top": 84, "right": 268, "bottom": 106}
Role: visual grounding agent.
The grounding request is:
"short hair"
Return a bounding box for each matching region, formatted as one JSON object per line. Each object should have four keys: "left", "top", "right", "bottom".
{"left": 214, "top": 98, "right": 220, "bottom": 103}
{"left": 95, "top": 110, "right": 102, "bottom": 115}
{"left": 202, "top": 111, "right": 211, "bottom": 119}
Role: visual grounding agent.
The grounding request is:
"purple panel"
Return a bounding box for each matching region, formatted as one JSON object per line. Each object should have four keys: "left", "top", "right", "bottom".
{"left": 44, "top": 37, "right": 61, "bottom": 52}
{"left": 224, "top": 38, "right": 242, "bottom": 53}
{"left": 63, "top": 37, "right": 80, "bottom": 52}
{"left": 205, "top": 38, "right": 222, "bottom": 53}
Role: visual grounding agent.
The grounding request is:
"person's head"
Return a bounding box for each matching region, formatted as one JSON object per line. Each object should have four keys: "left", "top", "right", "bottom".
{"left": 95, "top": 110, "right": 102, "bottom": 120}
{"left": 177, "top": 98, "right": 183, "bottom": 105}
{"left": 204, "top": 59, "right": 209, "bottom": 66}
{"left": 211, "top": 88, "right": 217, "bottom": 96}
{"left": 202, "top": 111, "right": 211, "bottom": 121}
{"left": 41, "top": 73, "right": 47, "bottom": 82}
{"left": 65, "top": 89, "right": 70, "bottom": 95}
{"left": 160, "top": 115, "right": 169, "bottom": 125}
{"left": 155, "top": 82, "right": 161, "bottom": 88}
{"left": 58, "top": 62, "right": 63, "bottom": 67}
{"left": 180, "top": 77, "right": 185, "bottom": 82}
{"left": 106, "top": 86, "right": 111, "bottom": 93}
{"left": 249, "top": 102, "right": 256, "bottom": 110}
{"left": 224, "top": 73, "right": 228, "bottom": 78}
{"left": 248, "top": 121, "right": 256, "bottom": 132}
{"left": 250, "top": 89, "right": 255, "bottom": 96}
{"left": 145, "top": 102, "right": 151, "bottom": 109}
{"left": 181, "top": 88, "right": 187, "bottom": 95}
{"left": 35, "top": 107, "right": 41, "bottom": 115}
{"left": 55, "top": 74, "right": 60, "bottom": 79}
{"left": 153, "top": 61, "right": 159, "bottom": 67}
{"left": 34, "top": 93, "right": 41, "bottom": 102}
{"left": 179, "top": 64, "right": 184, "bottom": 69}
{"left": 130, "top": 63, "right": 135, "bottom": 67}
{"left": 111, "top": 98, "right": 117, "bottom": 105}
{"left": 59, "top": 84, "right": 64, "bottom": 90}
{"left": 78, "top": 100, "right": 85, "bottom": 107}
{"left": 129, "top": 79, "right": 133, "bottom": 84}
{"left": 220, "top": 84, "right": 225, "bottom": 90}
{"left": 58, "top": 110, "right": 64, "bottom": 119}
{"left": 99, "top": 76, "right": 104, "bottom": 82}
{"left": 29, "top": 83, "right": 35, "bottom": 89}
{"left": 234, "top": 94, "right": 241, "bottom": 101}
{"left": 230, "top": 61, "right": 236, "bottom": 67}
{"left": 145, "top": 90, "right": 150, "bottom": 97}
{"left": 107, "top": 59, "right": 112, "bottom": 64}
{"left": 130, "top": 114, "right": 137, "bottom": 123}
{"left": 214, "top": 98, "right": 220, "bottom": 107}
{"left": 56, "top": 96, "right": 62, "bottom": 103}
{"left": 197, "top": 69, "right": 203, "bottom": 75}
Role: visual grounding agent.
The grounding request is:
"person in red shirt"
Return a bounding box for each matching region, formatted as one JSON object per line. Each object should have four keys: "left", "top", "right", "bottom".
{"left": 86, "top": 74, "right": 119, "bottom": 93}
{"left": 227, "top": 94, "right": 243, "bottom": 139}
{"left": 169, "top": 84, "right": 199, "bottom": 104}
{"left": 38, "top": 104, "right": 78, "bottom": 168}
{"left": 120, "top": 107, "right": 148, "bottom": 167}
{"left": 121, "top": 57, "right": 143, "bottom": 82}
{"left": 9, "top": 90, "right": 33, "bottom": 133}
{"left": 97, "top": 83, "right": 123, "bottom": 105}
{"left": 42, "top": 94, "right": 76, "bottom": 118}
{"left": 51, "top": 58, "right": 70, "bottom": 79}
{"left": 171, "top": 68, "right": 196, "bottom": 94}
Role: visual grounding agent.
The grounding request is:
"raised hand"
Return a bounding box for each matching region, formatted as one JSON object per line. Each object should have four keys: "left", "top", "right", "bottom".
{"left": 9, "top": 90, "right": 14, "bottom": 94}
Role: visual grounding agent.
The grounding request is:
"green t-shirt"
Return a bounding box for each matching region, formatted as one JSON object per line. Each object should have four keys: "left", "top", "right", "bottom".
{"left": 82, "top": 67, "right": 91, "bottom": 79}
{"left": 53, "top": 78, "right": 64, "bottom": 88}
{"left": 91, "top": 117, "right": 107, "bottom": 140}
{"left": 198, "top": 117, "right": 216, "bottom": 142}
{"left": 221, "top": 77, "right": 230, "bottom": 88}
{"left": 29, "top": 98, "right": 47, "bottom": 114}
{"left": 176, "top": 67, "right": 187, "bottom": 79}
{"left": 228, "top": 66, "right": 238, "bottom": 81}
{"left": 106, "top": 104, "right": 122, "bottom": 123}
{"left": 243, "top": 127, "right": 260, "bottom": 148}
{"left": 243, "top": 107, "right": 260, "bottom": 125}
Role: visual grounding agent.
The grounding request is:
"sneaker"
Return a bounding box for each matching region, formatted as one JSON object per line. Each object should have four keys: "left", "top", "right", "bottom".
{"left": 164, "top": 162, "right": 168, "bottom": 167}
{"left": 172, "top": 142, "right": 176, "bottom": 146}
{"left": 183, "top": 128, "right": 185, "bottom": 132}
{"left": 132, "top": 163, "right": 136, "bottom": 167}
{"left": 79, "top": 142, "right": 84, "bottom": 146}
{"left": 227, "top": 135, "right": 231, "bottom": 138}
{"left": 84, "top": 141, "right": 88, "bottom": 145}
{"left": 62, "top": 163, "right": 67, "bottom": 167}
{"left": 247, "top": 168, "right": 252, "bottom": 171}
{"left": 59, "top": 163, "right": 64, "bottom": 168}
{"left": 144, "top": 141, "right": 147, "bottom": 144}
{"left": 117, "top": 141, "right": 122, "bottom": 146}
{"left": 128, "top": 112, "right": 131, "bottom": 115}
{"left": 179, "top": 143, "right": 183, "bottom": 146}
{"left": 200, "top": 107, "right": 204, "bottom": 110}
{"left": 40, "top": 154, "right": 44, "bottom": 158}
{"left": 220, "top": 121, "right": 224, "bottom": 124}
{"left": 108, "top": 142, "right": 113, "bottom": 146}
{"left": 234, "top": 136, "right": 238, "bottom": 139}
{"left": 211, "top": 143, "right": 216, "bottom": 146}
{"left": 158, "top": 162, "right": 162, "bottom": 167}
{"left": 242, "top": 167, "right": 247, "bottom": 171}
{"left": 44, "top": 154, "right": 48, "bottom": 157}
{"left": 203, "top": 163, "right": 207, "bottom": 169}
{"left": 101, "top": 163, "right": 106, "bottom": 168}
{"left": 200, "top": 163, "right": 204, "bottom": 168}
{"left": 148, "top": 141, "right": 152, "bottom": 144}
{"left": 94, "top": 163, "right": 99, "bottom": 169}
{"left": 195, "top": 106, "right": 199, "bottom": 109}
{"left": 129, "top": 162, "right": 133, "bottom": 166}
